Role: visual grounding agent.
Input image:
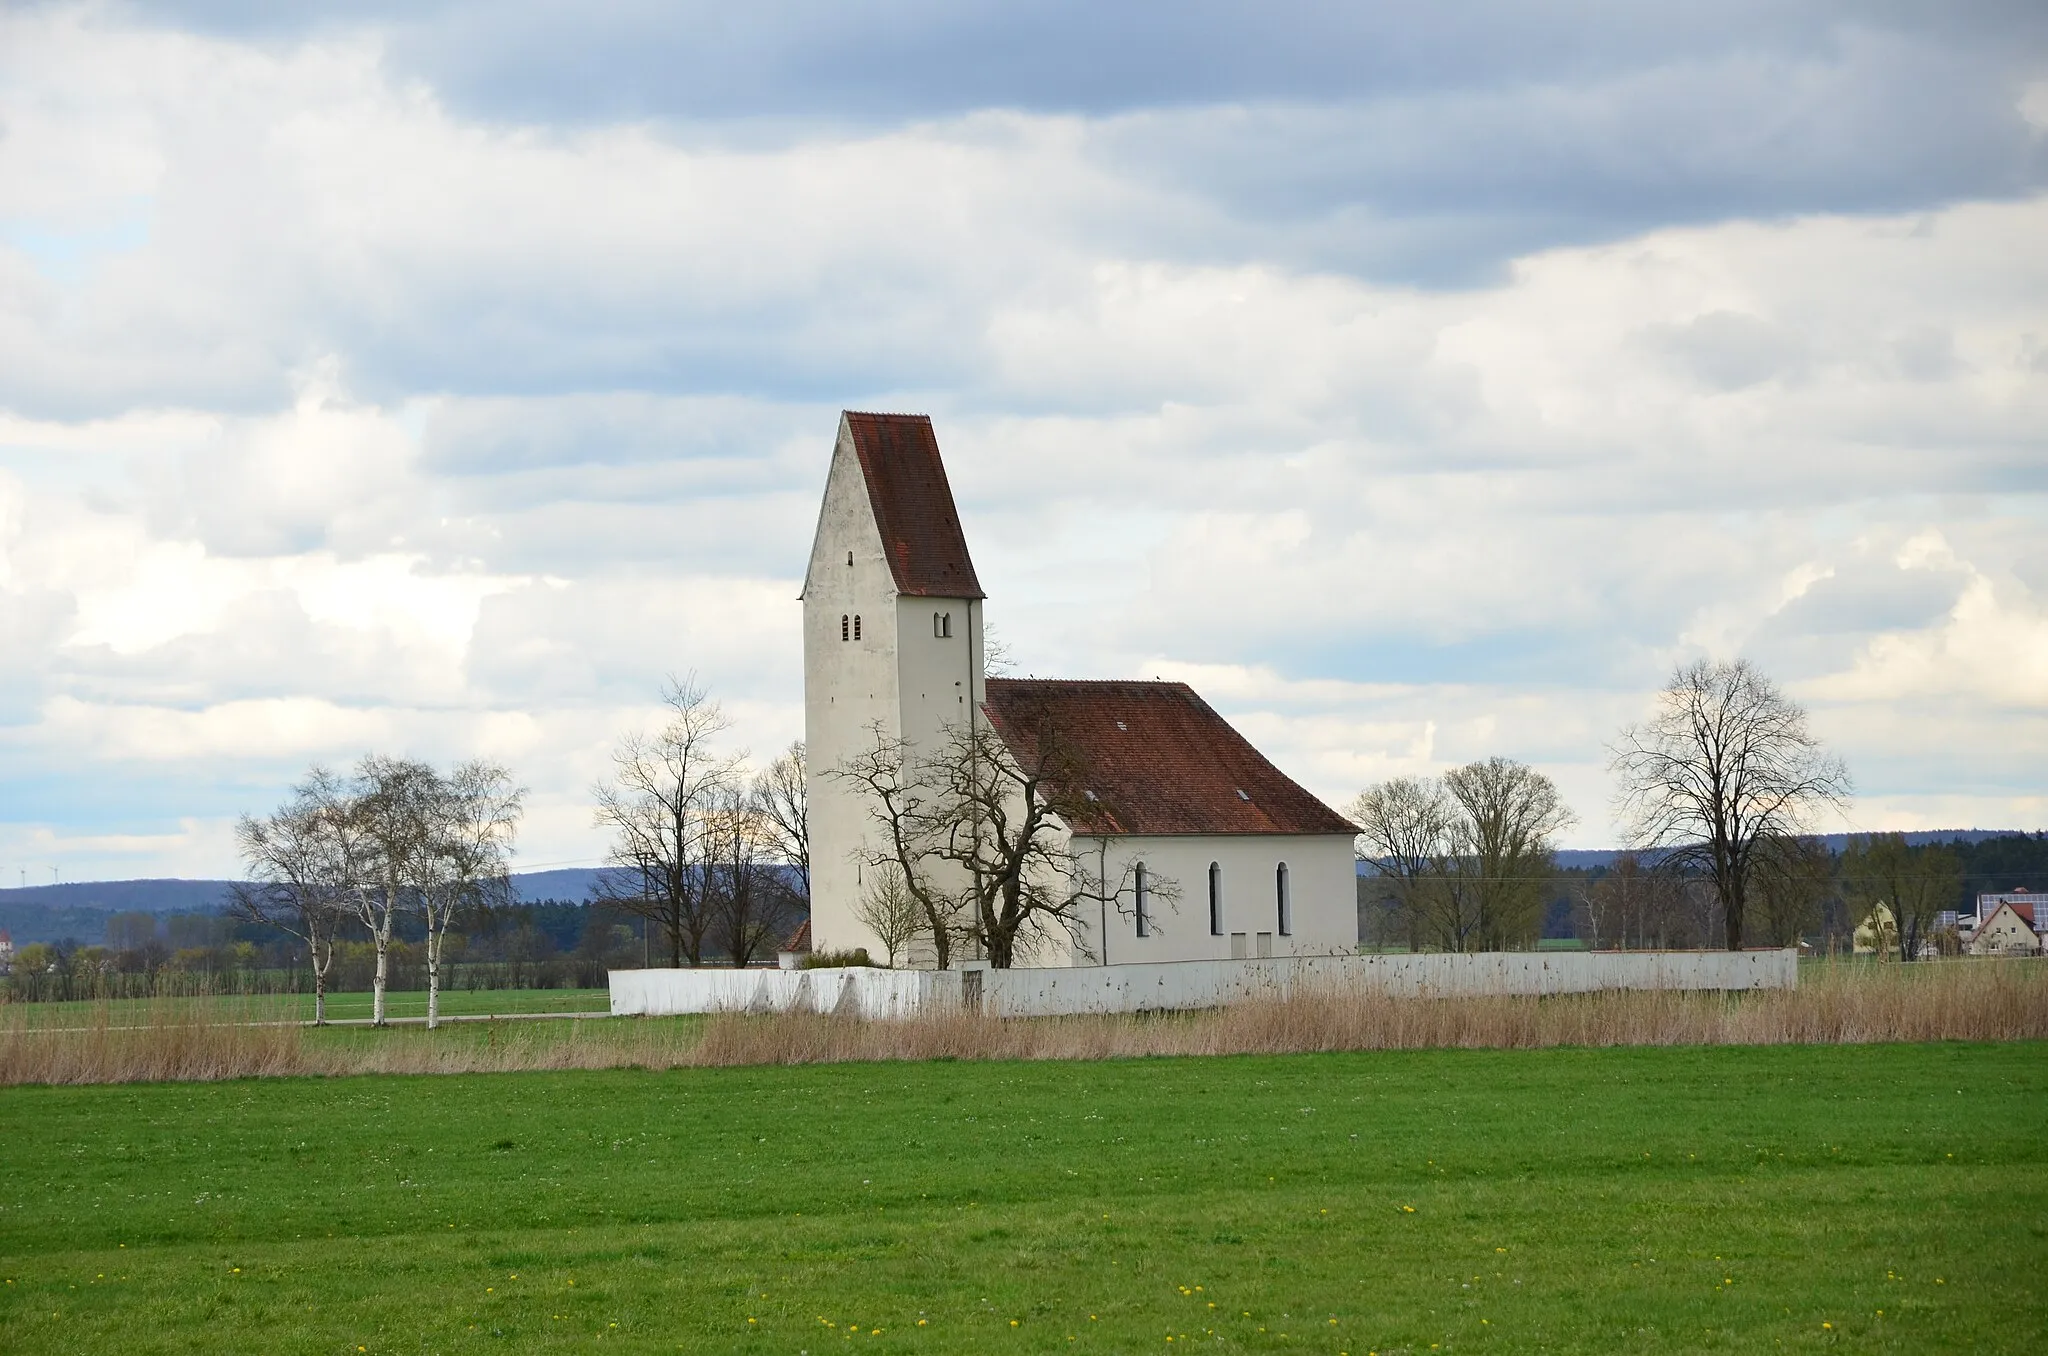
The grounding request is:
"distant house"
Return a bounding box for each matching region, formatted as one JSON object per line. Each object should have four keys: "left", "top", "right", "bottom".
{"left": 776, "top": 920, "right": 813, "bottom": 971}
{"left": 1853, "top": 902, "right": 1899, "bottom": 956}
{"left": 1974, "top": 888, "right": 2048, "bottom": 926}
{"left": 1971, "top": 902, "right": 2044, "bottom": 957}
{"left": 0, "top": 929, "right": 12, "bottom": 974}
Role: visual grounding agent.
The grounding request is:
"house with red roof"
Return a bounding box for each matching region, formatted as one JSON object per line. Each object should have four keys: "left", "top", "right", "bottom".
{"left": 802, "top": 412, "right": 1358, "bottom": 967}
{"left": 1970, "top": 899, "right": 2044, "bottom": 956}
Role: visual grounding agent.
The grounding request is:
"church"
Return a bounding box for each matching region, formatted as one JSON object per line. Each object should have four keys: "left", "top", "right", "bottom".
{"left": 802, "top": 411, "right": 1359, "bottom": 967}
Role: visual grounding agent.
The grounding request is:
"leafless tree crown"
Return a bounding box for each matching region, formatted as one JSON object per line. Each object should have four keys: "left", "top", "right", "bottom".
{"left": 1609, "top": 658, "right": 1850, "bottom": 950}
{"left": 1350, "top": 759, "right": 1573, "bottom": 952}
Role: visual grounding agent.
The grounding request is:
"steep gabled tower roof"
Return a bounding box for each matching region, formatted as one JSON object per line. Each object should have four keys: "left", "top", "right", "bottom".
{"left": 844, "top": 411, "right": 985, "bottom": 599}
{"left": 982, "top": 679, "right": 1359, "bottom": 837}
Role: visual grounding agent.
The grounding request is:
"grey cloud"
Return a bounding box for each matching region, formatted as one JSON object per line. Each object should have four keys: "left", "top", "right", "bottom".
{"left": 1642, "top": 311, "right": 1810, "bottom": 391}
{"left": 134, "top": 2, "right": 2048, "bottom": 123}
{"left": 108, "top": 3, "right": 2048, "bottom": 286}
{"left": 421, "top": 393, "right": 830, "bottom": 475}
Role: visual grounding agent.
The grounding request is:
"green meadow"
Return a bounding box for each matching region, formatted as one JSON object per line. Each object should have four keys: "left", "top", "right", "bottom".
{"left": 9, "top": 987, "right": 614, "bottom": 1028}
{"left": 2, "top": 1042, "right": 2043, "bottom": 1354}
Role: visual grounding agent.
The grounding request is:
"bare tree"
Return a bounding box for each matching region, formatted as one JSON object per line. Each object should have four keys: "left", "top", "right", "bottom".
{"left": 1751, "top": 834, "right": 1836, "bottom": 948}
{"left": 591, "top": 675, "right": 740, "bottom": 968}
{"left": 1609, "top": 659, "right": 1851, "bottom": 950}
{"left": 704, "top": 782, "right": 796, "bottom": 969}
{"left": 829, "top": 724, "right": 960, "bottom": 969}
{"left": 339, "top": 756, "right": 441, "bottom": 1026}
{"left": 1349, "top": 760, "right": 1572, "bottom": 952}
{"left": 1841, "top": 834, "right": 1962, "bottom": 962}
{"left": 1443, "top": 757, "right": 1575, "bottom": 950}
{"left": 231, "top": 769, "right": 348, "bottom": 1024}
{"left": 927, "top": 703, "right": 1152, "bottom": 969}
{"left": 1348, "top": 777, "right": 1456, "bottom": 952}
{"left": 852, "top": 861, "right": 923, "bottom": 968}
{"left": 417, "top": 760, "right": 524, "bottom": 1028}
{"left": 1575, "top": 851, "right": 1681, "bottom": 950}
{"left": 754, "top": 741, "right": 810, "bottom": 902}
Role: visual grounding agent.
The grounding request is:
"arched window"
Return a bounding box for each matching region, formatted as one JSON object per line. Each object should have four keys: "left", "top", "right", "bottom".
{"left": 853, "top": 615, "right": 862, "bottom": 640}
{"left": 1135, "top": 863, "right": 1150, "bottom": 938}
{"left": 934, "top": 611, "right": 952, "bottom": 639}
{"left": 840, "top": 614, "right": 849, "bottom": 641}
{"left": 1208, "top": 862, "right": 1223, "bottom": 936}
{"left": 847, "top": 551, "right": 854, "bottom": 566}
{"left": 1276, "top": 862, "right": 1291, "bottom": 936}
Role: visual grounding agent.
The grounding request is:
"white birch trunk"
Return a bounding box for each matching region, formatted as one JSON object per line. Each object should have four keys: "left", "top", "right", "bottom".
{"left": 372, "top": 905, "right": 393, "bottom": 1026}
{"left": 425, "top": 920, "right": 443, "bottom": 1030}
{"left": 311, "top": 936, "right": 332, "bottom": 1026}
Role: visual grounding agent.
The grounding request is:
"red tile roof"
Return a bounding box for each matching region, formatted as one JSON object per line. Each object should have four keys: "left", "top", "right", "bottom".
{"left": 844, "top": 412, "right": 985, "bottom": 599}
{"left": 982, "top": 679, "right": 1358, "bottom": 838}
{"left": 780, "top": 919, "right": 812, "bottom": 953}
{"left": 2010, "top": 904, "right": 2037, "bottom": 928}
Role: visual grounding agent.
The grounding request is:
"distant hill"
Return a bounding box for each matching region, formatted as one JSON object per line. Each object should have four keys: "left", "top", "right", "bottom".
{"left": 0, "top": 868, "right": 613, "bottom": 945}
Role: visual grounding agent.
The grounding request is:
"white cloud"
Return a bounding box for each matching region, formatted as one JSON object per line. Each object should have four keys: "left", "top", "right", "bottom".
{"left": 0, "top": 9, "right": 2043, "bottom": 877}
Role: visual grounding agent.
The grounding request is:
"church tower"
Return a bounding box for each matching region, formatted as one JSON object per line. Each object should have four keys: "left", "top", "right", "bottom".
{"left": 801, "top": 412, "right": 985, "bottom": 960}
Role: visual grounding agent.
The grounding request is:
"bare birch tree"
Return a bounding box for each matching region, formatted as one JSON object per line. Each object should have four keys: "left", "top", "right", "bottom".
{"left": 591, "top": 675, "right": 739, "bottom": 967}
{"left": 231, "top": 769, "right": 348, "bottom": 1024}
{"left": 1610, "top": 659, "right": 1851, "bottom": 950}
{"left": 417, "top": 760, "right": 523, "bottom": 1027}
{"left": 1576, "top": 851, "right": 1672, "bottom": 950}
{"left": 342, "top": 756, "right": 441, "bottom": 1026}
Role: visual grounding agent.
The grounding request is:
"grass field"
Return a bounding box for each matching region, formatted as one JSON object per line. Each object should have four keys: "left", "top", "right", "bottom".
{"left": 2, "top": 1042, "right": 2043, "bottom": 1354}
{"left": 8, "top": 987, "right": 612, "bottom": 1027}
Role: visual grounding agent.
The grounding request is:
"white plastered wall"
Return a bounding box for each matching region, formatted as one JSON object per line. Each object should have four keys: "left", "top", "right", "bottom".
{"left": 1059, "top": 832, "right": 1358, "bottom": 967}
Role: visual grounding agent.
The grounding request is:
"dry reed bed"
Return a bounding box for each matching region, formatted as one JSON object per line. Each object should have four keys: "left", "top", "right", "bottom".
{"left": 3, "top": 960, "right": 2043, "bottom": 1086}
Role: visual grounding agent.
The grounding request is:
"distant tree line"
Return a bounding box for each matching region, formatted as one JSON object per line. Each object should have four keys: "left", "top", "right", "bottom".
{"left": 0, "top": 896, "right": 774, "bottom": 1004}
{"left": 1353, "top": 659, "right": 2040, "bottom": 958}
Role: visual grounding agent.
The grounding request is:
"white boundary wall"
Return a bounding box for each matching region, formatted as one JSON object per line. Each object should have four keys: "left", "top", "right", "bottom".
{"left": 611, "top": 949, "right": 1795, "bottom": 1019}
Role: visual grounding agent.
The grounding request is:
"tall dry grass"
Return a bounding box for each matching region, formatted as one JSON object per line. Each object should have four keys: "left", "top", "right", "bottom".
{"left": 4, "top": 959, "right": 2043, "bottom": 1086}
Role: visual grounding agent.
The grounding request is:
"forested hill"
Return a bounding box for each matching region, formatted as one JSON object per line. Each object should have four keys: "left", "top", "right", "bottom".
{"left": 0, "top": 869, "right": 609, "bottom": 945}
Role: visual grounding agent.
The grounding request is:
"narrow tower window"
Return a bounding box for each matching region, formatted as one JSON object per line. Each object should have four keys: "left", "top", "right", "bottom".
{"left": 1135, "top": 863, "right": 1150, "bottom": 938}
{"left": 840, "top": 614, "right": 849, "bottom": 641}
{"left": 853, "top": 614, "right": 862, "bottom": 640}
{"left": 1209, "top": 862, "right": 1223, "bottom": 936}
{"left": 1276, "top": 862, "right": 1291, "bottom": 936}
{"left": 847, "top": 551, "right": 854, "bottom": 566}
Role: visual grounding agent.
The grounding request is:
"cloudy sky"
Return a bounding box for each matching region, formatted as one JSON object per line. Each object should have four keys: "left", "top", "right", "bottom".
{"left": 3, "top": 2, "right": 2045, "bottom": 883}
